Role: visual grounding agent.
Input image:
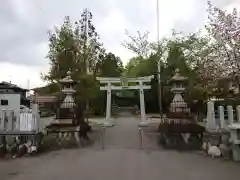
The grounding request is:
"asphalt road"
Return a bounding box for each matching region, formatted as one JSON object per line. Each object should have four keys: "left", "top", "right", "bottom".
{"left": 0, "top": 115, "right": 240, "bottom": 180}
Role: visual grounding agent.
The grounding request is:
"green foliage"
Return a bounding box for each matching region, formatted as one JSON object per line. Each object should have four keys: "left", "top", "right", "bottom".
{"left": 42, "top": 9, "right": 124, "bottom": 116}
{"left": 96, "top": 52, "right": 124, "bottom": 77}
{"left": 40, "top": 3, "right": 240, "bottom": 116}
{"left": 92, "top": 52, "right": 124, "bottom": 115}
{"left": 123, "top": 30, "right": 212, "bottom": 113}
{"left": 44, "top": 10, "right": 104, "bottom": 82}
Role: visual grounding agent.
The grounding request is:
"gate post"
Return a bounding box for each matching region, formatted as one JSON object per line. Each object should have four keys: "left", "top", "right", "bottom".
{"left": 227, "top": 105, "right": 234, "bottom": 125}
{"left": 237, "top": 105, "right": 240, "bottom": 123}
{"left": 219, "top": 106, "right": 227, "bottom": 130}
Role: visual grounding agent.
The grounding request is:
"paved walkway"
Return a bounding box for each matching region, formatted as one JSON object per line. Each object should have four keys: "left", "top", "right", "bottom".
{"left": 1, "top": 115, "right": 240, "bottom": 180}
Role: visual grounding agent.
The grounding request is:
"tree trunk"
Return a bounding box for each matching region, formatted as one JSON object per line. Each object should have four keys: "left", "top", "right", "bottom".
{"left": 236, "top": 75, "right": 240, "bottom": 94}
{"left": 76, "top": 100, "right": 92, "bottom": 141}
{"left": 76, "top": 100, "right": 85, "bottom": 125}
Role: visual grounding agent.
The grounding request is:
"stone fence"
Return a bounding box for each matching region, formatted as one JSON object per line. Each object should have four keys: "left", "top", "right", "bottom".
{"left": 206, "top": 101, "right": 240, "bottom": 131}
{"left": 0, "top": 103, "right": 41, "bottom": 133}
{"left": 206, "top": 101, "right": 240, "bottom": 161}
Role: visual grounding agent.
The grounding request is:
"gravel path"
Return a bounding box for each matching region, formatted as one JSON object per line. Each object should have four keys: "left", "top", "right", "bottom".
{"left": 0, "top": 115, "right": 240, "bottom": 180}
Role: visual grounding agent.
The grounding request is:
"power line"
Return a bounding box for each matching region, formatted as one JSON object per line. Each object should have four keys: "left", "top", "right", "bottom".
{"left": 31, "top": 0, "right": 45, "bottom": 13}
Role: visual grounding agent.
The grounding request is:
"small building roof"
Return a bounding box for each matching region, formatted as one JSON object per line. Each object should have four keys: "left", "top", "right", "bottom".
{"left": 0, "top": 81, "right": 28, "bottom": 91}
{"left": 28, "top": 94, "right": 56, "bottom": 103}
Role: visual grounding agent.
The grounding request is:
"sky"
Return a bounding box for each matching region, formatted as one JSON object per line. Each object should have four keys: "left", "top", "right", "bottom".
{"left": 0, "top": 0, "right": 239, "bottom": 89}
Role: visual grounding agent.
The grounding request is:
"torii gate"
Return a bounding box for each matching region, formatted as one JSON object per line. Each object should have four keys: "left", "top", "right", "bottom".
{"left": 96, "top": 76, "right": 154, "bottom": 126}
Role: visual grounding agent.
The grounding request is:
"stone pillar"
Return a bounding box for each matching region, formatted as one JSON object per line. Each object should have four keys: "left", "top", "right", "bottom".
{"left": 219, "top": 106, "right": 230, "bottom": 145}
{"left": 236, "top": 105, "right": 240, "bottom": 123}
{"left": 3, "top": 110, "right": 8, "bottom": 131}
{"left": 7, "top": 110, "right": 13, "bottom": 131}
{"left": 32, "top": 103, "right": 40, "bottom": 132}
{"left": 0, "top": 110, "right": 4, "bottom": 131}
{"left": 206, "top": 101, "right": 217, "bottom": 132}
{"left": 139, "top": 81, "right": 147, "bottom": 127}
{"left": 227, "top": 105, "right": 234, "bottom": 125}
{"left": 12, "top": 111, "right": 17, "bottom": 131}
{"left": 219, "top": 106, "right": 227, "bottom": 130}
{"left": 15, "top": 108, "right": 20, "bottom": 131}
{"left": 105, "top": 82, "right": 113, "bottom": 126}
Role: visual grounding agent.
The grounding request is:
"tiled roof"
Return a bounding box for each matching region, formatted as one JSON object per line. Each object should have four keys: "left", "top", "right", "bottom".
{"left": 28, "top": 95, "right": 56, "bottom": 103}
{"left": 0, "top": 81, "right": 28, "bottom": 91}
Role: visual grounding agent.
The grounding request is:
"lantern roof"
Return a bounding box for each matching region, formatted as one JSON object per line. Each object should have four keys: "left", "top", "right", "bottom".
{"left": 170, "top": 69, "right": 188, "bottom": 82}
{"left": 59, "top": 71, "right": 74, "bottom": 83}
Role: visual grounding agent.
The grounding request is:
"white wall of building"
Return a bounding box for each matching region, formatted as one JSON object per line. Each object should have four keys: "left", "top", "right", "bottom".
{"left": 0, "top": 93, "right": 20, "bottom": 131}
{"left": 0, "top": 93, "right": 20, "bottom": 111}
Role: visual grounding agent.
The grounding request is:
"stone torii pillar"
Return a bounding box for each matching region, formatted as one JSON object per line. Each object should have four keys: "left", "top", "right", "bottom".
{"left": 139, "top": 81, "right": 147, "bottom": 126}
{"left": 106, "top": 82, "right": 112, "bottom": 124}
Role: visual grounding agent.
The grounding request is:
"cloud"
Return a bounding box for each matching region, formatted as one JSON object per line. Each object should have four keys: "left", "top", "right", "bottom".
{"left": 0, "top": 0, "right": 238, "bottom": 88}
{"left": 0, "top": 1, "right": 49, "bottom": 66}
{"left": 0, "top": 62, "right": 48, "bottom": 89}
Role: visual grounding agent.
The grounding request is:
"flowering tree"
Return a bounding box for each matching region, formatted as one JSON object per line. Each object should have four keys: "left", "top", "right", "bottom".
{"left": 122, "top": 30, "right": 153, "bottom": 58}
{"left": 205, "top": 1, "right": 240, "bottom": 84}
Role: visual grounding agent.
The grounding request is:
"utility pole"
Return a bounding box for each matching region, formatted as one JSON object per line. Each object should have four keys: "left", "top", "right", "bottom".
{"left": 156, "top": 0, "right": 163, "bottom": 119}
{"left": 27, "top": 79, "right": 30, "bottom": 97}
{"left": 84, "top": 8, "right": 90, "bottom": 122}
{"left": 84, "top": 8, "right": 89, "bottom": 74}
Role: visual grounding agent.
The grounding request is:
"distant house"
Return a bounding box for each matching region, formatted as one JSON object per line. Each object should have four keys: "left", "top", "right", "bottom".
{"left": 0, "top": 81, "right": 30, "bottom": 107}
{"left": 29, "top": 86, "right": 57, "bottom": 110}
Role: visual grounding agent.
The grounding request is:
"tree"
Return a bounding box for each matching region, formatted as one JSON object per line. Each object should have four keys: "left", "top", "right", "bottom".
{"left": 123, "top": 31, "right": 212, "bottom": 113}
{"left": 42, "top": 10, "right": 106, "bottom": 126}
{"left": 96, "top": 52, "right": 123, "bottom": 77}
{"left": 125, "top": 56, "right": 146, "bottom": 77}
{"left": 91, "top": 52, "right": 124, "bottom": 115}
{"left": 122, "top": 30, "right": 152, "bottom": 58}
{"left": 43, "top": 10, "right": 104, "bottom": 83}
{"left": 205, "top": 1, "right": 240, "bottom": 83}
{"left": 166, "top": 42, "right": 189, "bottom": 74}
{"left": 43, "top": 16, "right": 75, "bottom": 81}
{"left": 174, "top": 32, "right": 210, "bottom": 69}
{"left": 78, "top": 9, "right": 105, "bottom": 74}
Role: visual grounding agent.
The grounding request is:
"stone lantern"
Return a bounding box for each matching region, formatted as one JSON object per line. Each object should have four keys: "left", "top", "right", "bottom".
{"left": 59, "top": 71, "right": 76, "bottom": 109}
{"left": 47, "top": 71, "right": 81, "bottom": 144}
{"left": 168, "top": 69, "right": 190, "bottom": 118}
{"left": 53, "top": 71, "right": 77, "bottom": 125}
